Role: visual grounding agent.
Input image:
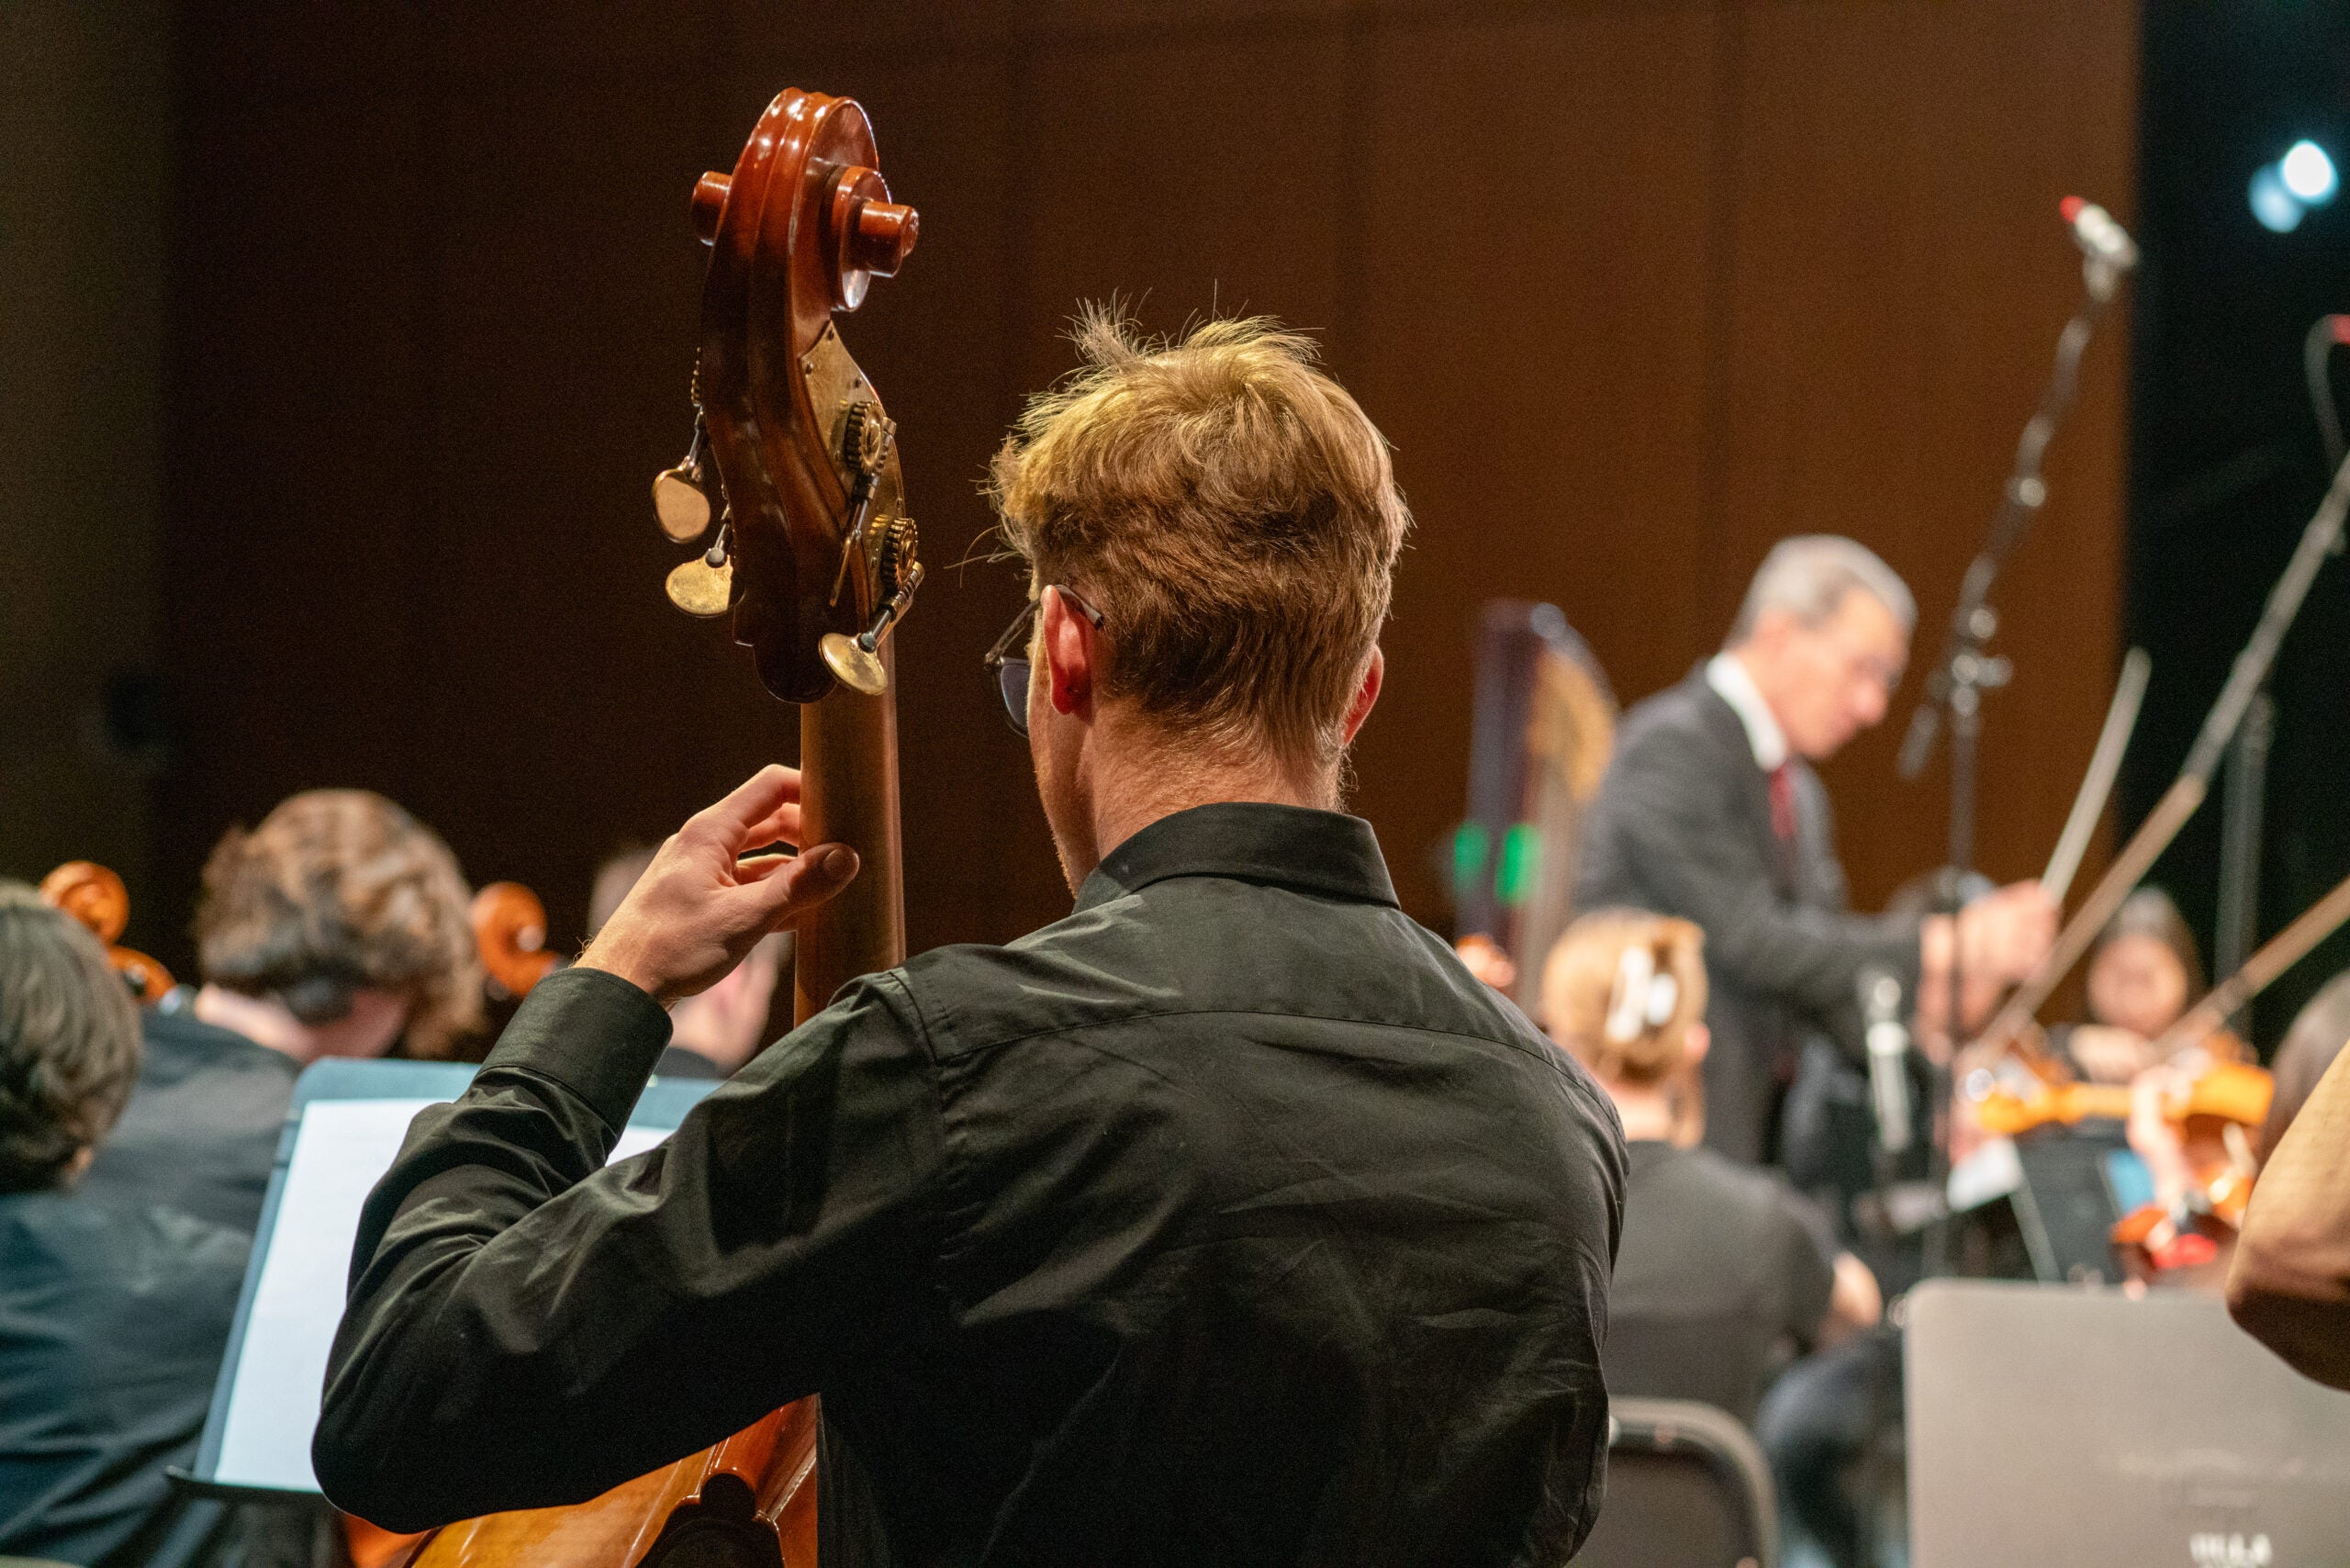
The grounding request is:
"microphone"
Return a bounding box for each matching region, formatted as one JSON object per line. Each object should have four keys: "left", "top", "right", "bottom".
{"left": 1859, "top": 968, "right": 1913, "bottom": 1157}
{"left": 2062, "top": 196, "right": 2138, "bottom": 298}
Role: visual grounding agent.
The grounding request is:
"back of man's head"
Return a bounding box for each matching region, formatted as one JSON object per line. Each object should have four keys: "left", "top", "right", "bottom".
{"left": 1727, "top": 534, "right": 1915, "bottom": 648}
{"left": 196, "top": 790, "right": 484, "bottom": 1058}
{"left": 0, "top": 881, "right": 140, "bottom": 1193}
{"left": 990, "top": 310, "right": 1411, "bottom": 775}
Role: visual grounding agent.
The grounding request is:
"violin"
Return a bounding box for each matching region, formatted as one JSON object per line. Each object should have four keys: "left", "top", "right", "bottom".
{"left": 39, "top": 861, "right": 173, "bottom": 1002}
{"left": 1971, "top": 1057, "right": 2273, "bottom": 1139}
{"left": 1969, "top": 868, "right": 2350, "bottom": 1277}
{"left": 396, "top": 86, "right": 918, "bottom": 1568}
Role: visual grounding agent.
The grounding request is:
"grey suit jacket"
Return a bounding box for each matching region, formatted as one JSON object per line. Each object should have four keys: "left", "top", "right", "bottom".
{"left": 1574, "top": 666, "right": 1922, "bottom": 1163}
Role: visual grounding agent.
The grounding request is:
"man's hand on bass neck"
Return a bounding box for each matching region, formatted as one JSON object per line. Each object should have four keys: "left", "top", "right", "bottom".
{"left": 581, "top": 765, "right": 859, "bottom": 1006}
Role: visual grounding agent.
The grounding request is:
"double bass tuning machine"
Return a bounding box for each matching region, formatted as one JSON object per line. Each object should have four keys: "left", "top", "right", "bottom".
{"left": 653, "top": 412, "right": 714, "bottom": 544}
{"left": 656, "top": 392, "right": 730, "bottom": 617}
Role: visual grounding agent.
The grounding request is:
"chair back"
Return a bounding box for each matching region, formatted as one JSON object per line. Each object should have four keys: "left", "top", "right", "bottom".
{"left": 1572, "top": 1397, "right": 1777, "bottom": 1568}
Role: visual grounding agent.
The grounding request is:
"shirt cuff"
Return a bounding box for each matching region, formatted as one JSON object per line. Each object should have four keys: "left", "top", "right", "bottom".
{"left": 481, "top": 966, "right": 673, "bottom": 1135}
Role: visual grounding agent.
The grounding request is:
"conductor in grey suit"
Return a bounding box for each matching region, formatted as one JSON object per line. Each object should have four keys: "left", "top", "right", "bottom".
{"left": 1574, "top": 537, "right": 2053, "bottom": 1165}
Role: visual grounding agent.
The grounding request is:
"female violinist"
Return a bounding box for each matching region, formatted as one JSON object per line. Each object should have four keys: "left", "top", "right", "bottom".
{"left": 2058, "top": 888, "right": 2248, "bottom": 1084}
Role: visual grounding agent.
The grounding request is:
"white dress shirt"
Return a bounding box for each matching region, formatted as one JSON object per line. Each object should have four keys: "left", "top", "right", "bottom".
{"left": 1704, "top": 652, "right": 1789, "bottom": 772}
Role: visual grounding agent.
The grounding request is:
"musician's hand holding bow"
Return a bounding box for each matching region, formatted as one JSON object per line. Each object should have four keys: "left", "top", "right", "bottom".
{"left": 2070, "top": 1023, "right": 2157, "bottom": 1085}
{"left": 1955, "top": 879, "right": 2059, "bottom": 981}
{"left": 582, "top": 765, "right": 859, "bottom": 1005}
{"left": 1919, "top": 880, "right": 2057, "bottom": 1041}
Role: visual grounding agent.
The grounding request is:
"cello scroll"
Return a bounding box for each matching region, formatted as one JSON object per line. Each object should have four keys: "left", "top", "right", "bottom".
{"left": 40, "top": 861, "right": 173, "bottom": 1002}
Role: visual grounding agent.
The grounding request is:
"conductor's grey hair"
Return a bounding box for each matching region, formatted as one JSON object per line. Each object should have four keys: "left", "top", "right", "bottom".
{"left": 1727, "top": 535, "right": 1916, "bottom": 648}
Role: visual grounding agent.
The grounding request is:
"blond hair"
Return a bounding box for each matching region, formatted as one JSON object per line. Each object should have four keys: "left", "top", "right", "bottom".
{"left": 1540, "top": 909, "right": 1708, "bottom": 1086}
{"left": 196, "top": 790, "right": 484, "bottom": 1059}
{"left": 989, "top": 308, "right": 1412, "bottom": 771}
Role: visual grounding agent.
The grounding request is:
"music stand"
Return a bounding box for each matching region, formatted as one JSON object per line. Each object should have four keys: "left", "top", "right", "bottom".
{"left": 174, "top": 1057, "right": 715, "bottom": 1500}
{"left": 1908, "top": 1280, "right": 2350, "bottom": 1565}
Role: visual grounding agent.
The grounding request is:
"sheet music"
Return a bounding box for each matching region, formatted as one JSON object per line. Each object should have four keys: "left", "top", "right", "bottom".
{"left": 208, "top": 1098, "right": 675, "bottom": 1494}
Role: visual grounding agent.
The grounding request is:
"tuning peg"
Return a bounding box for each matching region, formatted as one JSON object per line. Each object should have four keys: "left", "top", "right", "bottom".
{"left": 653, "top": 420, "right": 712, "bottom": 543}
{"left": 666, "top": 518, "right": 733, "bottom": 618}
{"left": 821, "top": 560, "right": 924, "bottom": 696}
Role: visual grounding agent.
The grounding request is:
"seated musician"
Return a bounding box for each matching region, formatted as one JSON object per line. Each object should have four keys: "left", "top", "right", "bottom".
{"left": 2060, "top": 886, "right": 2239, "bottom": 1084}
{"left": 1542, "top": 909, "right": 1882, "bottom": 1568}
{"left": 313, "top": 316, "right": 1629, "bottom": 1563}
{"left": 1574, "top": 535, "right": 2055, "bottom": 1165}
{"left": 1547, "top": 910, "right": 1879, "bottom": 1421}
{"left": 0, "top": 882, "right": 248, "bottom": 1568}
{"left": 588, "top": 843, "right": 785, "bottom": 1079}
{"left": 77, "top": 790, "right": 483, "bottom": 1235}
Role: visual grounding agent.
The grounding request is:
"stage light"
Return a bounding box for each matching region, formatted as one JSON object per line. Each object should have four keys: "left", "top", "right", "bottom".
{"left": 2281, "top": 140, "right": 2339, "bottom": 206}
{"left": 2250, "top": 163, "right": 2306, "bottom": 232}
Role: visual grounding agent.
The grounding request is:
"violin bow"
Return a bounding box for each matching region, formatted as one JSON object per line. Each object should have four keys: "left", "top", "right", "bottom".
{"left": 2040, "top": 646, "right": 2150, "bottom": 909}
{"left": 1980, "top": 442, "right": 2350, "bottom": 1054}
{"left": 2150, "top": 868, "right": 2350, "bottom": 1060}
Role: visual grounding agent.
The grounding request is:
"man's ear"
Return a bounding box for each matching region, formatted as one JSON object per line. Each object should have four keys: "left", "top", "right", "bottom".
{"left": 1340, "top": 645, "right": 1385, "bottom": 745}
{"left": 1040, "top": 586, "right": 1097, "bottom": 720}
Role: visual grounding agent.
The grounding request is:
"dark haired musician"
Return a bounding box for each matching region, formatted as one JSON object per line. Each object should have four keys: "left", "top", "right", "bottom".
{"left": 315, "top": 317, "right": 1627, "bottom": 1565}
{"left": 0, "top": 882, "right": 248, "bottom": 1568}
{"left": 1574, "top": 536, "right": 2056, "bottom": 1168}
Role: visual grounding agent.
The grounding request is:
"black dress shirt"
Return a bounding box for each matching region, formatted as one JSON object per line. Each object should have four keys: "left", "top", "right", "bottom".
{"left": 78, "top": 1002, "right": 297, "bottom": 1236}
{"left": 0, "top": 1189, "right": 248, "bottom": 1567}
{"left": 1575, "top": 667, "right": 1922, "bottom": 1163}
{"left": 317, "top": 802, "right": 1626, "bottom": 1567}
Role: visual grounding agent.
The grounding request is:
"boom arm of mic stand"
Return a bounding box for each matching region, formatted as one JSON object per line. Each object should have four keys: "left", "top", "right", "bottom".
{"left": 1899, "top": 297, "right": 2113, "bottom": 783}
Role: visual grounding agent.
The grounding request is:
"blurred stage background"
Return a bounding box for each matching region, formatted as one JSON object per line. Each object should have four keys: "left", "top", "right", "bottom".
{"left": 5, "top": 1, "right": 2343, "bottom": 1045}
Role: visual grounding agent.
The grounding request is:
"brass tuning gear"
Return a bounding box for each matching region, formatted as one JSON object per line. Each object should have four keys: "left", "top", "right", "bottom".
{"left": 821, "top": 517, "right": 922, "bottom": 696}
{"left": 876, "top": 517, "right": 918, "bottom": 597}
{"left": 652, "top": 416, "right": 715, "bottom": 544}
{"left": 828, "top": 401, "right": 898, "bottom": 608}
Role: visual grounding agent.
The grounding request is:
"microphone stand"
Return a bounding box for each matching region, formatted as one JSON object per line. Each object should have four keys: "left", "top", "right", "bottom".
{"left": 1899, "top": 246, "right": 2128, "bottom": 1275}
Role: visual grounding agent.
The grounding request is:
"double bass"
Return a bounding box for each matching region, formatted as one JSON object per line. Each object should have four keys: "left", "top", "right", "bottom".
{"left": 395, "top": 86, "right": 919, "bottom": 1568}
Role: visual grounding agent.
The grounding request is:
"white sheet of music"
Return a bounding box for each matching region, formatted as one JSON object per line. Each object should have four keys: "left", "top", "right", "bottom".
{"left": 209, "top": 1097, "right": 673, "bottom": 1494}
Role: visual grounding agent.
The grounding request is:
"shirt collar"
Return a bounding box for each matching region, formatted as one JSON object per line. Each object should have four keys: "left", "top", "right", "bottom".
{"left": 1075, "top": 801, "right": 1400, "bottom": 913}
{"left": 1704, "top": 652, "right": 1789, "bottom": 772}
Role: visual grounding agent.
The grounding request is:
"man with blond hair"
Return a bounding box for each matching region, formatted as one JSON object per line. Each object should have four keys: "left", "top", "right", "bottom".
{"left": 317, "top": 315, "right": 1627, "bottom": 1567}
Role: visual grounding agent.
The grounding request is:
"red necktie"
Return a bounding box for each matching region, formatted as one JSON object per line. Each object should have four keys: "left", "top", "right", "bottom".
{"left": 1768, "top": 764, "right": 1797, "bottom": 847}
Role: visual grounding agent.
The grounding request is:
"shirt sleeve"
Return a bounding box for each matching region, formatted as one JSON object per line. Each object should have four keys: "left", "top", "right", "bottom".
{"left": 1603, "top": 723, "right": 1922, "bottom": 1059}
{"left": 312, "top": 965, "right": 944, "bottom": 1533}
{"left": 1768, "top": 1180, "right": 1840, "bottom": 1347}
